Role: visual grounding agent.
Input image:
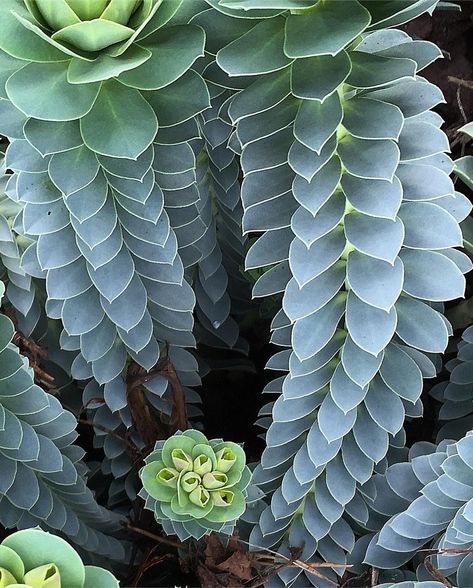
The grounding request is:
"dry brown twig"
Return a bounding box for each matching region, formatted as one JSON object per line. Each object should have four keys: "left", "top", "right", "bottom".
{"left": 419, "top": 547, "right": 473, "bottom": 588}
{"left": 126, "top": 346, "right": 188, "bottom": 449}
{"left": 125, "top": 522, "right": 185, "bottom": 551}
{"left": 4, "top": 306, "right": 56, "bottom": 390}
{"left": 239, "top": 538, "right": 349, "bottom": 587}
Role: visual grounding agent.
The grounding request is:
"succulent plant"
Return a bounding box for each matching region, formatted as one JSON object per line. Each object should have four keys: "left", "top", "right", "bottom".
{"left": 0, "top": 0, "right": 205, "bottom": 159}
{"left": 0, "top": 528, "right": 119, "bottom": 587}
{"left": 140, "top": 430, "right": 252, "bottom": 539}
{"left": 19, "top": 0, "right": 162, "bottom": 53}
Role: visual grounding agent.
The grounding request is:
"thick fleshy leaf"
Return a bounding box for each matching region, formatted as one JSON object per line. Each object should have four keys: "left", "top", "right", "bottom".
{"left": 6, "top": 139, "right": 49, "bottom": 173}
{"left": 24, "top": 119, "right": 83, "bottom": 156}
{"left": 346, "top": 291, "right": 397, "bottom": 356}
{"left": 293, "top": 93, "right": 343, "bottom": 154}
{"left": 396, "top": 163, "right": 454, "bottom": 201}
{"left": 236, "top": 96, "right": 299, "bottom": 147}
{"left": 288, "top": 135, "right": 337, "bottom": 181}
{"left": 289, "top": 227, "right": 345, "bottom": 288}
{"left": 217, "top": 17, "right": 291, "bottom": 76}
{"left": 34, "top": 0, "right": 81, "bottom": 29}
{"left": 284, "top": 0, "right": 370, "bottom": 58}
{"left": 49, "top": 145, "right": 99, "bottom": 195}
{"left": 292, "top": 156, "right": 342, "bottom": 215}
{"left": 400, "top": 249, "right": 465, "bottom": 302}
{"left": 395, "top": 296, "right": 449, "bottom": 353}
{"left": 319, "top": 393, "right": 357, "bottom": 442}
{"left": 341, "top": 335, "right": 383, "bottom": 388}
{"left": 291, "top": 51, "right": 351, "bottom": 101}
{"left": 6, "top": 62, "right": 100, "bottom": 121}
{"left": 342, "top": 98, "right": 404, "bottom": 140}
{"left": 228, "top": 68, "right": 290, "bottom": 123}
{"left": 0, "top": 0, "right": 69, "bottom": 62}
{"left": 17, "top": 171, "right": 62, "bottom": 204}
{"left": 347, "top": 52, "right": 416, "bottom": 89}
{"left": 283, "top": 262, "right": 346, "bottom": 321}
{"left": 83, "top": 566, "right": 119, "bottom": 588}
{"left": 367, "top": 78, "right": 445, "bottom": 118}
{"left": 330, "top": 361, "right": 368, "bottom": 413}
{"left": 344, "top": 213, "right": 404, "bottom": 264}
{"left": 341, "top": 174, "right": 402, "bottom": 220}
{"left": 380, "top": 343, "right": 423, "bottom": 403}
{"left": 80, "top": 80, "right": 158, "bottom": 159}
{"left": 118, "top": 25, "right": 205, "bottom": 89}
{"left": 347, "top": 252, "right": 403, "bottom": 311}
{"left": 307, "top": 421, "right": 342, "bottom": 467}
{"left": 398, "top": 202, "right": 462, "bottom": 250}
{"left": 399, "top": 120, "right": 450, "bottom": 162}
{"left": 352, "top": 407, "right": 389, "bottom": 463}
{"left": 363, "top": 378, "right": 405, "bottom": 435}
{"left": 291, "top": 191, "right": 346, "bottom": 247}
{"left": 191, "top": 8, "right": 256, "bottom": 55}
{"left": 0, "top": 98, "right": 28, "bottom": 138}
{"left": 141, "top": 460, "right": 174, "bottom": 502}
{"left": 52, "top": 19, "right": 134, "bottom": 52}
{"left": 0, "top": 51, "right": 24, "bottom": 99}
{"left": 338, "top": 136, "right": 399, "bottom": 180}
{"left": 67, "top": 44, "right": 152, "bottom": 84}
{"left": 292, "top": 293, "right": 347, "bottom": 360}
{"left": 144, "top": 70, "right": 210, "bottom": 126}
{"left": 364, "top": 0, "right": 438, "bottom": 29}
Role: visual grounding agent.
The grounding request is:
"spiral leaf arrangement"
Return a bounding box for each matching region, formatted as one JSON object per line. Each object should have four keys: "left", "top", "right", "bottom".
{"left": 0, "top": 0, "right": 471, "bottom": 584}
{"left": 357, "top": 432, "right": 473, "bottom": 588}
{"left": 140, "top": 430, "right": 252, "bottom": 540}
{"left": 0, "top": 0, "right": 209, "bottom": 385}
{"left": 210, "top": 0, "right": 471, "bottom": 584}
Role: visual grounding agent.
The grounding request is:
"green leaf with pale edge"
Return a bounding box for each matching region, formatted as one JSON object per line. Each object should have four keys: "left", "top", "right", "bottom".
{"left": 143, "top": 69, "right": 210, "bottom": 126}
{"left": 347, "top": 52, "right": 416, "bottom": 89}
{"left": 285, "top": 0, "right": 371, "bottom": 58}
{"left": 460, "top": 121, "right": 473, "bottom": 139}
{"left": 455, "top": 156, "right": 473, "bottom": 191}
{"left": 291, "top": 51, "right": 351, "bottom": 101}
{"left": 23, "top": 119, "right": 83, "bottom": 156}
{"left": 6, "top": 62, "right": 100, "bottom": 122}
{"left": 80, "top": 80, "right": 158, "bottom": 159}
{"left": 118, "top": 25, "right": 205, "bottom": 90}
{"left": 0, "top": 0, "right": 68, "bottom": 62}
{"left": 141, "top": 461, "right": 174, "bottom": 502}
{"left": 217, "top": 17, "right": 291, "bottom": 76}
{"left": 294, "top": 92, "right": 343, "bottom": 153}
{"left": 67, "top": 44, "right": 152, "bottom": 84}
{"left": 83, "top": 566, "right": 119, "bottom": 588}
{"left": 52, "top": 20, "right": 135, "bottom": 53}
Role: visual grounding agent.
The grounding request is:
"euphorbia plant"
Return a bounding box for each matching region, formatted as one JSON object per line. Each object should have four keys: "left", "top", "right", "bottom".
{"left": 0, "top": 528, "right": 119, "bottom": 587}
{"left": 140, "top": 430, "right": 252, "bottom": 540}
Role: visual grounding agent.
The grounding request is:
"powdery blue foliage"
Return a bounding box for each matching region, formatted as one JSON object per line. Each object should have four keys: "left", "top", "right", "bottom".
{"left": 0, "top": 1, "right": 471, "bottom": 585}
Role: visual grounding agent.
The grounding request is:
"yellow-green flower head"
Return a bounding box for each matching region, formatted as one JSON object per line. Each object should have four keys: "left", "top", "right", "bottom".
{"left": 0, "top": 529, "right": 119, "bottom": 588}
{"left": 140, "top": 430, "right": 252, "bottom": 539}
{"left": 22, "top": 0, "right": 162, "bottom": 53}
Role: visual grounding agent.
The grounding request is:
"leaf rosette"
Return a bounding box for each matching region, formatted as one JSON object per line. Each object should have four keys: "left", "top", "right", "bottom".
{"left": 0, "top": 0, "right": 206, "bottom": 159}
{"left": 140, "top": 430, "right": 252, "bottom": 539}
{"left": 0, "top": 528, "right": 119, "bottom": 587}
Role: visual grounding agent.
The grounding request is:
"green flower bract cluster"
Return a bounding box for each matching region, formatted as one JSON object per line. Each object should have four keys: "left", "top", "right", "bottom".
{"left": 140, "top": 430, "right": 252, "bottom": 538}
{"left": 0, "top": 529, "right": 119, "bottom": 588}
